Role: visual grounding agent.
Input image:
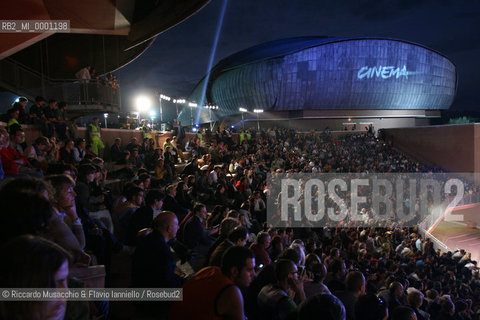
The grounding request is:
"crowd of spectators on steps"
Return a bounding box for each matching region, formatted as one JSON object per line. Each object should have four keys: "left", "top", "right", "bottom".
{"left": 1, "top": 117, "right": 480, "bottom": 320}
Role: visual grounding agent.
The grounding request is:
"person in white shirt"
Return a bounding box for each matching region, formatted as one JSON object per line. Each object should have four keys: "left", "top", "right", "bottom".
{"left": 75, "top": 65, "right": 91, "bottom": 82}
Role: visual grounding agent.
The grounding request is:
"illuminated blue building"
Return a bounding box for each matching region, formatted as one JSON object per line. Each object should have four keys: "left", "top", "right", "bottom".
{"left": 179, "top": 37, "right": 457, "bottom": 127}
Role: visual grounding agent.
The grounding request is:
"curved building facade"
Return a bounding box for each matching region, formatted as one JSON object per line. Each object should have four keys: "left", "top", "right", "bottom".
{"left": 180, "top": 37, "right": 457, "bottom": 125}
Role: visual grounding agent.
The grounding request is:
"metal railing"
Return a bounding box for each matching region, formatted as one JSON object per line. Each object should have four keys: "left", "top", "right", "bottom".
{"left": 0, "top": 58, "right": 120, "bottom": 108}
{"left": 47, "top": 80, "right": 121, "bottom": 107}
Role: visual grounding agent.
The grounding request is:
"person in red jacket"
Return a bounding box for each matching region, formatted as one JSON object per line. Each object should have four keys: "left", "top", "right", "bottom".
{"left": 0, "top": 127, "right": 27, "bottom": 175}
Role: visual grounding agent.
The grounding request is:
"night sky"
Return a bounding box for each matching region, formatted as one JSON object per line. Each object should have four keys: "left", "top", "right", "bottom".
{"left": 116, "top": 0, "right": 480, "bottom": 117}
{"left": 0, "top": 0, "right": 478, "bottom": 118}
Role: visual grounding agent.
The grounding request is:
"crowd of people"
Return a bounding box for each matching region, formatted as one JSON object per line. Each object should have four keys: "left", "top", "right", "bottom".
{"left": 1, "top": 118, "right": 480, "bottom": 320}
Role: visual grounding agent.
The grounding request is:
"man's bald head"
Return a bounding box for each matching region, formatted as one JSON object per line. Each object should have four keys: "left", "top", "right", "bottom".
{"left": 153, "top": 211, "right": 176, "bottom": 231}
{"left": 153, "top": 211, "right": 179, "bottom": 241}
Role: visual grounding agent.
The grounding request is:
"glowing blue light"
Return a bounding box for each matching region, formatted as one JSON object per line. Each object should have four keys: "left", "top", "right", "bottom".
{"left": 196, "top": 0, "right": 228, "bottom": 125}
{"left": 192, "top": 127, "right": 198, "bottom": 132}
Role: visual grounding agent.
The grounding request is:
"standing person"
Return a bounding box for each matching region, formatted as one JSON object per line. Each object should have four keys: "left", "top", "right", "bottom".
{"left": 87, "top": 117, "right": 104, "bottom": 156}
{"left": 174, "top": 119, "right": 186, "bottom": 146}
{"left": 141, "top": 120, "right": 152, "bottom": 141}
{"left": 75, "top": 65, "right": 91, "bottom": 82}
{"left": 76, "top": 65, "right": 91, "bottom": 103}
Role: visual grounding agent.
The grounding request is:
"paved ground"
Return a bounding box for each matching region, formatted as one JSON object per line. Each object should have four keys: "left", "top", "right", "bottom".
{"left": 430, "top": 221, "right": 480, "bottom": 262}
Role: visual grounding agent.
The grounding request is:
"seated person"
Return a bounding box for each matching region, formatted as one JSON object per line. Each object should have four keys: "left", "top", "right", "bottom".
{"left": 162, "top": 184, "right": 189, "bottom": 222}
{"left": 110, "top": 138, "right": 123, "bottom": 163}
{"left": 354, "top": 294, "right": 388, "bottom": 320}
{"left": 113, "top": 185, "right": 144, "bottom": 243}
{"left": 25, "top": 136, "right": 51, "bottom": 165}
{"left": 297, "top": 294, "right": 346, "bottom": 320}
{"left": 169, "top": 246, "right": 255, "bottom": 320}
{"left": 0, "top": 127, "right": 28, "bottom": 175}
{"left": 0, "top": 182, "right": 88, "bottom": 265}
{"left": 209, "top": 226, "right": 249, "bottom": 267}
{"left": 257, "top": 259, "right": 306, "bottom": 320}
{"left": 45, "top": 174, "right": 86, "bottom": 250}
{"left": 0, "top": 235, "right": 71, "bottom": 320}
{"left": 59, "top": 139, "right": 76, "bottom": 164}
{"left": 131, "top": 211, "right": 185, "bottom": 317}
{"left": 249, "top": 231, "right": 272, "bottom": 267}
{"left": 127, "top": 189, "right": 164, "bottom": 246}
{"left": 182, "top": 203, "right": 213, "bottom": 251}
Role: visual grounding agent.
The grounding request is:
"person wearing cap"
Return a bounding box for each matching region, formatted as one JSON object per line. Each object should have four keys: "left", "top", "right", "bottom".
{"left": 87, "top": 117, "right": 104, "bottom": 156}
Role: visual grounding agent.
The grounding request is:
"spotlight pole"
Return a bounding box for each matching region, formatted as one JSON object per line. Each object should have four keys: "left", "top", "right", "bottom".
{"left": 159, "top": 95, "right": 163, "bottom": 123}
{"left": 253, "top": 109, "right": 263, "bottom": 131}
{"left": 188, "top": 102, "right": 197, "bottom": 129}
{"left": 239, "top": 108, "right": 247, "bottom": 129}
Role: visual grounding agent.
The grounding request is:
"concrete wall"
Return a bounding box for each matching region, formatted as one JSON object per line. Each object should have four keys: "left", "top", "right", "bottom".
{"left": 0, "top": 122, "right": 174, "bottom": 161}
{"left": 382, "top": 124, "right": 479, "bottom": 175}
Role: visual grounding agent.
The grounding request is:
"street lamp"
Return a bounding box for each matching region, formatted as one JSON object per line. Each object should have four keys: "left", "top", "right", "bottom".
{"left": 239, "top": 107, "right": 247, "bottom": 129}
{"left": 149, "top": 110, "right": 156, "bottom": 129}
{"left": 135, "top": 96, "right": 152, "bottom": 113}
{"left": 103, "top": 113, "right": 108, "bottom": 128}
{"left": 206, "top": 105, "right": 218, "bottom": 131}
{"left": 188, "top": 102, "right": 197, "bottom": 127}
{"left": 253, "top": 109, "right": 263, "bottom": 131}
{"left": 173, "top": 99, "right": 186, "bottom": 118}
{"left": 135, "top": 95, "right": 152, "bottom": 129}
{"left": 159, "top": 94, "right": 171, "bottom": 123}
